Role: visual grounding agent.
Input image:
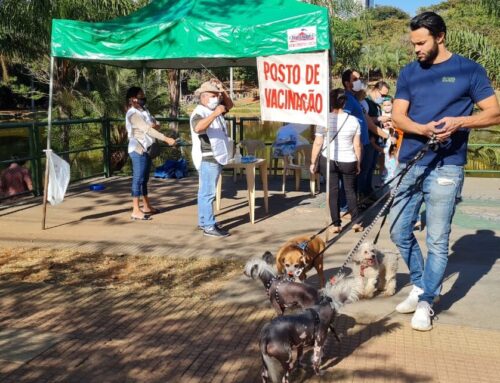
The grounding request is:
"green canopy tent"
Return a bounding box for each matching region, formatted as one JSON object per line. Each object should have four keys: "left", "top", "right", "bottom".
{"left": 44, "top": 0, "right": 333, "bottom": 228}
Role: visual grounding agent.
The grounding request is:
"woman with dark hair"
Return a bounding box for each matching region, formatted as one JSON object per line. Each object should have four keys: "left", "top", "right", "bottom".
{"left": 125, "top": 86, "right": 176, "bottom": 220}
{"left": 310, "top": 88, "right": 363, "bottom": 234}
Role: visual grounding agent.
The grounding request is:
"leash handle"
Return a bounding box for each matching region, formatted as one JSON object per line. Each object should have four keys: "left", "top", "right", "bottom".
{"left": 330, "top": 136, "right": 437, "bottom": 283}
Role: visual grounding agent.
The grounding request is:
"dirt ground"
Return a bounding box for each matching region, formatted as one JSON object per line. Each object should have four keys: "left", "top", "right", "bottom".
{"left": 0, "top": 247, "right": 245, "bottom": 298}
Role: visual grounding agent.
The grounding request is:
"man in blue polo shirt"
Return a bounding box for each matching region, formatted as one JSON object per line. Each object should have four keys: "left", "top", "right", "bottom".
{"left": 390, "top": 12, "right": 500, "bottom": 331}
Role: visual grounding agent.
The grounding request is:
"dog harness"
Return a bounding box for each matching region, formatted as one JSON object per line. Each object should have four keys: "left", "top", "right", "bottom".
{"left": 266, "top": 276, "right": 295, "bottom": 309}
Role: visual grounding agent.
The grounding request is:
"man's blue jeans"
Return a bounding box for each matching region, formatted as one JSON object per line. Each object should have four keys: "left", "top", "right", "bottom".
{"left": 130, "top": 151, "right": 151, "bottom": 197}
{"left": 198, "top": 160, "right": 222, "bottom": 228}
{"left": 389, "top": 164, "right": 464, "bottom": 304}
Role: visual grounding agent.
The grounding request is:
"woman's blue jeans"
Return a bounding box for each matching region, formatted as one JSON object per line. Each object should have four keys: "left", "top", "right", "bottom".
{"left": 198, "top": 160, "right": 222, "bottom": 228}
{"left": 389, "top": 164, "right": 463, "bottom": 304}
{"left": 130, "top": 151, "right": 151, "bottom": 197}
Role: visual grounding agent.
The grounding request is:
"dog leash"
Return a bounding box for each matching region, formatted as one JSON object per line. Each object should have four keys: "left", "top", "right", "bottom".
{"left": 288, "top": 135, "right": 438, "bottom": 283}
{"left": 289, "top": 114, "right": 354, "bottom": 254}
{"left": 328, "top": 135, "right": 439, "bottom": 283}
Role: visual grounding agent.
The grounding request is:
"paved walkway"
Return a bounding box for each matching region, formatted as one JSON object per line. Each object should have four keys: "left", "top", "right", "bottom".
{"left": 0, "top": 175, "right": 499, "bottom": 382}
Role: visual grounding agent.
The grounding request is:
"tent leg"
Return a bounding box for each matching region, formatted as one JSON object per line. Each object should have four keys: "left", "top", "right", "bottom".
{"left": 42, "top": 56, "right": 55, "bottom": 230}
{"left": 324, "top": 50, "right": 331, "bottom": 235}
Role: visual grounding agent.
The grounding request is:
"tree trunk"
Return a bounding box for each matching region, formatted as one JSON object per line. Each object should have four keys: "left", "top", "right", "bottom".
{"left": 0, "top": 54, "right": 9, "bottom": 82}
{"left": 167, "top": 69, "right": 180, "bottom": 132}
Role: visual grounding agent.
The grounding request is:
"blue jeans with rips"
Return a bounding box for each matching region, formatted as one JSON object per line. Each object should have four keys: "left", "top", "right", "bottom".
{"left": 130, "top": 151, "right": 151, "bottom": 197}
{"left": 198, "top": 160, "right": 222, "bottom": 228}
{"left": 389, "top": 164, "right": 464, "bottom": 304}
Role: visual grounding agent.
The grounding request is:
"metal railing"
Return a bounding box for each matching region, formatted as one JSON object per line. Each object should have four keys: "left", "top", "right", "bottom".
{"left": 1, "top": 117, "right": 499, "bottom": 200}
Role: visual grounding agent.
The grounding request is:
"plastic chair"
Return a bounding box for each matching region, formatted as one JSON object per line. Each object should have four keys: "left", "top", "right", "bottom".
{"left": 282, "top": 144, "right": 320, "bottom": 196}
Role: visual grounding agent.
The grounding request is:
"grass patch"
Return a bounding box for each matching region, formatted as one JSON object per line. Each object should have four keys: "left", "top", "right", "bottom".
{"left": 0, "top": 248, "right": 245, "bottom": 298}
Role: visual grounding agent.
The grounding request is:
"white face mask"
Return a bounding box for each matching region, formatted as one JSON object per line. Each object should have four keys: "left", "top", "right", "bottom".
{"left": 207, "top": 97, "right": 220, "bottom": 110}
{"left": 352, "top": 80, "right": 365, "bottom": 92}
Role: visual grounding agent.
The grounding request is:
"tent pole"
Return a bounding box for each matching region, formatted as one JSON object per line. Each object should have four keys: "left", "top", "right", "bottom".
{"left": 42, "top": 56, "right": 55, "bottom": 230}
{"left": 324, "top": 50, "right": 331, "bottom": 236}
{"left": 230, "top": 67, "right": 234, "bottom": 99}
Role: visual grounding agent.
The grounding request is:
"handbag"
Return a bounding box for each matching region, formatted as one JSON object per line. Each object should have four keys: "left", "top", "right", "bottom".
{"left": 140, "top": 133, "right": 162, "bottom": 159}
{"left": 146, "top": 140, "right": 161, "bottom": 159}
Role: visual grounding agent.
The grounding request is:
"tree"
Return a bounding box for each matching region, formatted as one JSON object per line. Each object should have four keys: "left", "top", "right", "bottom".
{"left": 365, "top": 6, "right": 409, "bottom": 21}
{"left": 446, "top": 30, "right": 499, "bottom": 86}
{"left": 0, "top": 0, "right": 143, "bottom": 157}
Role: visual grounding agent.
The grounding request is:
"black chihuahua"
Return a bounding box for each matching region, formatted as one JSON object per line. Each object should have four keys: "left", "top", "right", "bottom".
{"left": 259, "top": 277, "right": 361, "bottom": 383}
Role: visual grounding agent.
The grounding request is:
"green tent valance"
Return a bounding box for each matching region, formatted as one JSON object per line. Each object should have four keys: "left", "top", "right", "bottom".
{"left": 51, "top": 0, "right": 331, "bottom": 68}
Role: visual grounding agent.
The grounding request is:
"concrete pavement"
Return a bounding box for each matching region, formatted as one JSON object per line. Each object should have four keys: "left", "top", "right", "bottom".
{"left": 0, "top": 175, "right": 499, "bottom": 382}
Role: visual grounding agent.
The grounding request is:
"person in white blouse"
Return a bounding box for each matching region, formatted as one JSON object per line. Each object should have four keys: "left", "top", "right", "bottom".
{"left": 125, "top": 87, "right": 176, "bottom": 220}
{"left": 310, "top": 88, "right": 363, "bottom": 234}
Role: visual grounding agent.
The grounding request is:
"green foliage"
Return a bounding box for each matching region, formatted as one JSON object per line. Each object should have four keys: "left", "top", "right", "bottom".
{"left": 356, "top": 1, "right": 500, "bottom": 83}
{"left": 0, "top": 0, "right": 140, "bottom": 60}
{"left": 365, "top": 6, "right": 410, "bottom": 21}
{"left": 0, "top": 77, "right": 44, "bottom": 101}
{"left": 420, "top": 1, "right": 499, "bottom": 47}
{"left": 331, "top": 18, "right": 363, "bottom": 73}
{"left": 233, "top": 67, "right": 258, "bottom": 85}
{"left": 446, "top": 30, "right": 500, "bottom": 85}
{"left": 187, "top": 73, "right": 203, "bottom": 93}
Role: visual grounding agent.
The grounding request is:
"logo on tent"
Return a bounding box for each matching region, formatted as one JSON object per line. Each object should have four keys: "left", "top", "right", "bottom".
{"left": 287, "top": 26, "right": 317, "bottom": 51}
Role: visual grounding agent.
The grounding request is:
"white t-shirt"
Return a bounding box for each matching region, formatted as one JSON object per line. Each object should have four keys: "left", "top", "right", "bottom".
{"left": 315, "top": 112, "right": 360, "bottom": 162}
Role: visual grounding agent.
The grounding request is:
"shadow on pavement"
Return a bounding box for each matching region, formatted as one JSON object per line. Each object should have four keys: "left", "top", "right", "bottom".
{"left": 437, "top": 229, "right": 500, "bottom": 313}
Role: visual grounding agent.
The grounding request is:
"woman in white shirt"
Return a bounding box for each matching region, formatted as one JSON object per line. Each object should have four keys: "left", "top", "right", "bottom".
{"left": 125, "top": 87, "right": 176, "bottom": 220}
{"left": 310, "top": 88, "right": 363, "bottom": 233}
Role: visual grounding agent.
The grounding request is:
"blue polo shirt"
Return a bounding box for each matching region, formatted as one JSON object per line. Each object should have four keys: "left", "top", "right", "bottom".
{"left": 395, "top": 54, "right": 494, "bottom": 166}
{"left": 344, "top": 91, "right": 369, "bottom": 146}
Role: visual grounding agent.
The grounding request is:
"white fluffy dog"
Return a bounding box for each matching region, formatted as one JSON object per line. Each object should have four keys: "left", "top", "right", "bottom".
{"left": 351, "top": 242, "right": 399, "bottom": 299}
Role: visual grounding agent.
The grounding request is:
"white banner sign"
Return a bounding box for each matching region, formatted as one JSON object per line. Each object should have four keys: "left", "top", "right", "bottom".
{"left": 257, "top": 51, "right": 329, "bottom": 127}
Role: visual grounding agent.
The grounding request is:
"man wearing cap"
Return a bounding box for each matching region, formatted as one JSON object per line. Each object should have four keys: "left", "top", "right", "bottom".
{"left": 190, "top": 79, "right": 234, "bottom": 238}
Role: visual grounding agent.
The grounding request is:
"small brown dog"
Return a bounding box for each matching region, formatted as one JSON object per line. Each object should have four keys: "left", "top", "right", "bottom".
{"left": 276, "top": 235, "right": 326, "bottom": 288}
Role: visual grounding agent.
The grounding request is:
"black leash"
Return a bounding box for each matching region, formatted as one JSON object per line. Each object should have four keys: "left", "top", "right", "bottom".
{"left": 290, "top": 113, "right": 352, "bottom": 252}
{"left": 291, "top": 136, "right": 438, "bottom": 282}
{"left": 327, "top": 135, "right": 439, "bottom": 283}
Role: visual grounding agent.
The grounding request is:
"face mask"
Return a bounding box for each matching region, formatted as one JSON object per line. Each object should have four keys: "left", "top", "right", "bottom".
{"left": 207, "top": 97, "right": 220, "bottom": 110}
{"left": 136, "top": 98, "right": 147, "bottom": 107}
{"left": 375, "top": 97, "right": 384, "bottom": 104}
{"left": 352, "top": 80, "right": 365, "bottom": 92}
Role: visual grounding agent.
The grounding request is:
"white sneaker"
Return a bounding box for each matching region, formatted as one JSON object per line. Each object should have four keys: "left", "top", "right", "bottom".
{"left": 411, "top": 301, "right": 434, "bottom": 331}
{"left": 395, "top": 285, "right": 423, "bottom": 314}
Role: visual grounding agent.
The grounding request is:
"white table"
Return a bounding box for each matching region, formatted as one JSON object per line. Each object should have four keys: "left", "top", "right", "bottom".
{"left": 216, "top": 158, "right": 269, "bottom": 224}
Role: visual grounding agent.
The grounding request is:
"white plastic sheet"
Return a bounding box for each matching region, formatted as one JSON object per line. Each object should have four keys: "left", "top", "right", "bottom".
{"left": 47, "top": 150, "right": 70, "bottom": 206}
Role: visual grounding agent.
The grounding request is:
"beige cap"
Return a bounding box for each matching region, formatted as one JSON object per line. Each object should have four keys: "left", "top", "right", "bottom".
{"left": 195, "top": 81, "right": 223, "bottom": 96}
